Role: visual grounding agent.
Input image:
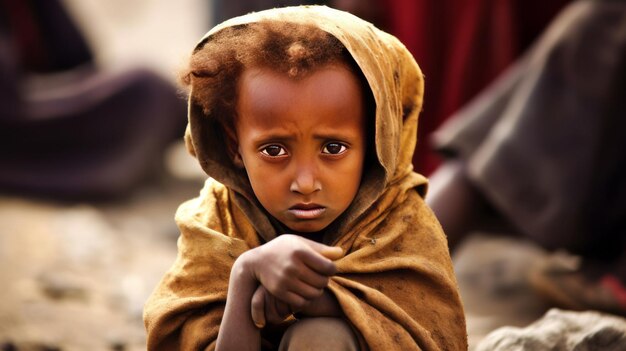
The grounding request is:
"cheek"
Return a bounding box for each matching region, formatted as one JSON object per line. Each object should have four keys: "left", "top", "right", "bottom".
{"left": 327, "top": 156, "right": 364, "bottom": 199}
{"left": 244, "top": 162, "right": 286, "bottom": 202}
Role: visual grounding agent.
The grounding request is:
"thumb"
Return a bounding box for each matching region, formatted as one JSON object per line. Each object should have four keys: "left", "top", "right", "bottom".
{"left": 319, "top": 246, "right": 344, "bottom": 261}
{"left": 251, "top": 285, "right": 266, "bottom": 329}
{"left": 303, "top": 239, "right": 344, "bottom": 261}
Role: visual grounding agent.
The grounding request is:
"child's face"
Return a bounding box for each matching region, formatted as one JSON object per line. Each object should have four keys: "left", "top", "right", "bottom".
{"left": 235, "top": 64, "right": 367, "bottom": 233}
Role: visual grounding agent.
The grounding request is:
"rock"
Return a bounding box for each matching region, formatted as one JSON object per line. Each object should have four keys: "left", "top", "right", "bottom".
{"left": 475, "top": 308, "right": 626, "bottom": 351}
{"left": 0, "top": 341, "right": 61, "bottom": 351}
{"left": 0, "top": 182, "right": 194, "bottom": 350}
{"left": 453, "top": 234, "right": 552, "bottom": 349}
{"left": 37, "top": 272, "right": 89, "bottom": 301}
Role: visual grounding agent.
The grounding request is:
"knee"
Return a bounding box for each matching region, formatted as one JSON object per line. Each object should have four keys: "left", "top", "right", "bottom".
{"left": 279, "top": 317, "right": 359, "bottom": 351}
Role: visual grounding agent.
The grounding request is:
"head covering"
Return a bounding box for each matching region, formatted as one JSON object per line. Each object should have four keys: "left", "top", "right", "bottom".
{"left": 184, "top": 5, "right": 427, "bottom": 244}
{"left": 145, "top": 6, "right": 466, "bottom": 350}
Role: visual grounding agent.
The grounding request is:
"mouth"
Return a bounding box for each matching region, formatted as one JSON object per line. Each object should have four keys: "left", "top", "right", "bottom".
{"left": 288, "top": 203, "right": 326, "bottom": 220}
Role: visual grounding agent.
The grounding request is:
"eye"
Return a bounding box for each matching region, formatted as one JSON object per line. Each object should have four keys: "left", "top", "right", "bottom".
{"left": 322, "top": 142, "right": 347, "bottom": 155}
{"left": 261, "top": 145, "right": 287, "bottom": 157}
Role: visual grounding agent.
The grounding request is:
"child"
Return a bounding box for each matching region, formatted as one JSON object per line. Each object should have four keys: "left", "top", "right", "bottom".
{"left": 144, "top": 6, "right": 467, "bottom": 351}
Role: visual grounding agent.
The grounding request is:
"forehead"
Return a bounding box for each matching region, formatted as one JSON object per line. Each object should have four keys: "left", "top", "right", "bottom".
{"left": 236, "top": 64, "right": 365, "bottom": 132}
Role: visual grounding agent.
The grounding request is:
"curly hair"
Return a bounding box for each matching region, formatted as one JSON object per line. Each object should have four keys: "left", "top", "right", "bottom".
{"left": 180, "top": 20, "right": 369, "bottom": 136}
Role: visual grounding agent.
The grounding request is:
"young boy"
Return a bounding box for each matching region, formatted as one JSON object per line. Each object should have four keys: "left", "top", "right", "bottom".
{"left": 144, "top": 6, "right": 467, "bottom": 351}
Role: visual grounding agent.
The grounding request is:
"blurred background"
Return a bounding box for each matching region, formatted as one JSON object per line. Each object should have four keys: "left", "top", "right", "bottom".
{"left": 2, "top": 0, "right": 625, "bottom": 350}
{"left": 0, "top": 1, "right": 209, "bottom": 350}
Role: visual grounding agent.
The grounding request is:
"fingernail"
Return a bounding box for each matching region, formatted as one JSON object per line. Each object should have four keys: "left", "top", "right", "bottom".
{"left": 254, "top": 321, "right": 265, "bottom": 329}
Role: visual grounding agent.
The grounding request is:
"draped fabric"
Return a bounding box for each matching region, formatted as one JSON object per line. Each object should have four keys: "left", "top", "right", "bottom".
{"left": 432, "top": 0, "right": 626, "bottom": 260}
{"left": 144, "top": 6, "right": 466, "bottom": 350}
{"left": 378, "top": 0, "right": 570, "bottom": 174}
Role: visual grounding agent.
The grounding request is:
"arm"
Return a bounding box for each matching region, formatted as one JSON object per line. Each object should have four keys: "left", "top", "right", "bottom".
{"left": 250, "top": 282, "right": 342, "bottom": 329}
{"left": 247, "top": 235, "right": 344, "bottom": 328}
{"left": 215, "top": 251, "right": 261, "bottom": 351}
{"left": 218, "top": 235, "right": 343, "bottom": 349}
{"left": 298, "top": 288, "right": 342, "bottom": 317}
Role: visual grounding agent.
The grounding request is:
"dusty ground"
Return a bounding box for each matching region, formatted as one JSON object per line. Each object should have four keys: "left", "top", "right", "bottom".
{"left": 0, "top": 166, "right": 202, "bottom": 350}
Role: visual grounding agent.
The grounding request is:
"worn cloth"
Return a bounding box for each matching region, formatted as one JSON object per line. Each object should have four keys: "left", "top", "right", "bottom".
{"left": 432, "top": 0, "right": 626, "bottom": 259}
{"left": 144, "top": 6, "right": 467, "bottom": 351}
{"left": 382, "top": 0, "right": 570, "bottom": 174}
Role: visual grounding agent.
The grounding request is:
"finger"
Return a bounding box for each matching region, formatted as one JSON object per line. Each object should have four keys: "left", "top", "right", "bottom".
{"left": 274, "top": 290, "right": 308, "bottom": 310}
{"left": 274, "top": 299, "right": 292, "bottom": 318}
{"left": 250, "top": 286, "right": 266, "bottom": 328}
{"left": 266, "top": 295, "right": 291, "bottom": 325}
{"left": 296, "top": 267, "right": 330, "bottom": 290}
{"left": 264, "top": 290, "right": 283, "bottom": 325}
{"left": 319, "top": 246, "right": 344, "bottom": 261}
{"left": 297, "top": 248, "right": 337, "bottom": 276}
{"left": 286, "top": 279, "right": 325, "bottom": 300}
{"left": 302, "top": 240, "right": 345, "bottom": 261}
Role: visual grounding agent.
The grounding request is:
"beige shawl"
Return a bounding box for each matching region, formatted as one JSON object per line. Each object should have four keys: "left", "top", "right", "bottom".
{"left": 144, "top": 6, "right": 467, "bottom": 350}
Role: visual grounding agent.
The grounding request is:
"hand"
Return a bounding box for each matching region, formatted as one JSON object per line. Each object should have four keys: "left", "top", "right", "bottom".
{"left": 246, "top": 235, "right": 343, "bottom": 310}
{"left": 251, "top": 285, "right": 293, "bottom": 328}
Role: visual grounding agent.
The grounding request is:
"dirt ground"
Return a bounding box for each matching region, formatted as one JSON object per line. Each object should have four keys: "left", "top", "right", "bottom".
{"left": 0, "top": 164, "right": 202, "bottom": 350}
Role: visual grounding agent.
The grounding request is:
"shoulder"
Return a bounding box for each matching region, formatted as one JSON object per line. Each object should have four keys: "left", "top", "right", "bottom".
{"left": 346, "top": 182, "right": 448, "bottom": 259}
{"left": 175, "top": 178, "right": 232, "bottom": 231}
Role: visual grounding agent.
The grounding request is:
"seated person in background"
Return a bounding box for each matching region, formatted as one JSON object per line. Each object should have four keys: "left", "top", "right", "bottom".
{"left": 427, "top": 0, "right": 626, "bottom": 317}
{"left": 0, "top": 0, "right": 186, "bottom": 199}
{"left": 143, "top": 6, "right": 467, "bottom": 351}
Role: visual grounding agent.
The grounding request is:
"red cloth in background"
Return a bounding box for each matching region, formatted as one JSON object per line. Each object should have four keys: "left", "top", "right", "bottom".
{"left": 382, "top": 0, "right": 570, "bottom": 174}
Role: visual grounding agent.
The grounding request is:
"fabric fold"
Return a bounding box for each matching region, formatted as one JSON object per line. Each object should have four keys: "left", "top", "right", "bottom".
{"left": 144, "top": 5, "right": 466, "bottom": 350}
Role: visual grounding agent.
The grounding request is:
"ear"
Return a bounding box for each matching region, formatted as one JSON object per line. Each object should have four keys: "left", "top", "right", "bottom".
{"left": 224, "top": 125, "right": 244, "bottom": 169}
{"left": 231, "top": 151, "right": 244, "bottom": 169}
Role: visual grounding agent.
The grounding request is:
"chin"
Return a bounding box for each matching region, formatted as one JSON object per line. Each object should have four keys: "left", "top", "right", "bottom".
{"left": 286, "top": 221, "right": 329, "bottom": 234}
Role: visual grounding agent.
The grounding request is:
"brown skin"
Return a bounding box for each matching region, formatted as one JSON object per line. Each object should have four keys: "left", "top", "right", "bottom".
{"left": 217, "top": 235, "right": 343, "bottom": 351}
{"left": 235, "top": 65, "right": 367, "bottom": 233}
{"left": 215, "top": 64, "right": 366, "bottom": 351}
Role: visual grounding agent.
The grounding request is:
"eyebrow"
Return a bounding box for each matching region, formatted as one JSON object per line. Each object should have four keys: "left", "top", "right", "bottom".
{"left": 252, "top": 132, "right": 357, "bottom": 143}
{"left": 312, "top": 132, "right": 357, "bottom": 141}
{"left": 248, "top": 124, "right": 362, "bottom": 144}
{"left": 312, "top": 125, "right": 364, "bottom": 140}
{"left": 250, "top": 132, "right": 296, "bottom": 144}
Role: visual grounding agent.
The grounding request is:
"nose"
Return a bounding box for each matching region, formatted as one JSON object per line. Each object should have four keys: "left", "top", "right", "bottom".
{"left": 290, "top": 163, "right": 321, "bottom": 195}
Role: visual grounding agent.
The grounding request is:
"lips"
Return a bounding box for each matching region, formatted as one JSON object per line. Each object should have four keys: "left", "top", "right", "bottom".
{"left": 288, "top": 203, "right": 326, "bottom": 219}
